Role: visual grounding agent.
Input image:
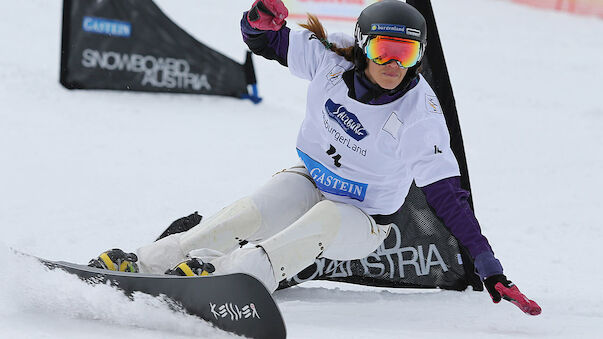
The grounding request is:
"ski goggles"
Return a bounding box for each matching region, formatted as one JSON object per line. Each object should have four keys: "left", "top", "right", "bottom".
{"left": 365, "top": 36, "right": 422, "bottom": 68}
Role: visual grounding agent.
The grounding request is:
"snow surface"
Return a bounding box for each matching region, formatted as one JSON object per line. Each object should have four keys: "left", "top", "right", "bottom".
{"left": 1, "top": 0, "right": 602, "bottom": 337}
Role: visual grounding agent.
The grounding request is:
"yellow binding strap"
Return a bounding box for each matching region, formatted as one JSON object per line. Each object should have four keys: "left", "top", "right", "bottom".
{"left": 178, "top": 263, "right": 196, "bottom": 277}
{"left": 99, "top": 252, "right": 116, "bottom": 271}
{"left": 118, "top": 261, "right": 130, "bottom": 272}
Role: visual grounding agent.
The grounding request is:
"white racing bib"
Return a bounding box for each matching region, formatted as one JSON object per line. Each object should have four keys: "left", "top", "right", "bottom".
{"left": 287, "top": 30, "right": 460, "bottom": 215}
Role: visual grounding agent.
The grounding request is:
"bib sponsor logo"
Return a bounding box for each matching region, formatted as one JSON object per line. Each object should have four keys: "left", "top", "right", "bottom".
{"left": 322, "top": 112, "right": 367, "bottom": 156}
{"left": 82, "top": 16, "right": 131, "bottom": 37}
{"left": 297, "top": 149, "right": 368, "bottom": 201}
{"left": 324, "top": 99, "right": 368, "bottom": 141}
{"left": 425, "top": 94, "right": 443, "bottom": 114}
{"left": 326, "top": 65, "right": 345, "bottom": 85}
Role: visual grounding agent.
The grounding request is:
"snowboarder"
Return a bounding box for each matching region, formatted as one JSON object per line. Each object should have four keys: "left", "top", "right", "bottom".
{"left": 90, "top": 0, "right": 540, "bottom": 315}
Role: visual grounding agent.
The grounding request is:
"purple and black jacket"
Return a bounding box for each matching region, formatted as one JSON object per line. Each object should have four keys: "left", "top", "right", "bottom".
{"left": 241, "top": 14, "right": 503, "bottom": 280}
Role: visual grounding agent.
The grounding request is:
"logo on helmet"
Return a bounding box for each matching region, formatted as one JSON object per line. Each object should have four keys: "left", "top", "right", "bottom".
{"left": 369, "top": 23, "right": 422, "bottom": 39}
{"left": 406, "top": 28, "right": 421, "bottom": 37}
{"left": 369, "top": 23, "right": 406, "bottom": 34}
{"left": 355, "top": 24, "right": 369, "bottom": 49}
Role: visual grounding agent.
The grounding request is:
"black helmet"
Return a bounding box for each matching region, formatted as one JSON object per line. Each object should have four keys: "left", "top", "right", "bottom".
{"left": 353, "top": 1, "right": 427, "bottom": 73}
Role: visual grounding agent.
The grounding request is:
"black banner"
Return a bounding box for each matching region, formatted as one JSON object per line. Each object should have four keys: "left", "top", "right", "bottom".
{"left": 279, "top": 0, "right": 483, "bottom": 292}
{"left": 60, "top": 0, "right": 259, "bottom": 100}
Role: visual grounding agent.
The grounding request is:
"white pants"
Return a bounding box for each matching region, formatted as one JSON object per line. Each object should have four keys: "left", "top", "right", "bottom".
{"left": 136, "top": 164, "right": 391, "bottom": 292}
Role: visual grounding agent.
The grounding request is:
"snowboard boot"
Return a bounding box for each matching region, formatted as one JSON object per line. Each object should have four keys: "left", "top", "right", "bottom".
{"left": 88, "top": 248, "right": 139, "bottom": 273}
{"left": 165, "top": 258, "right": 215, "bottom": 277}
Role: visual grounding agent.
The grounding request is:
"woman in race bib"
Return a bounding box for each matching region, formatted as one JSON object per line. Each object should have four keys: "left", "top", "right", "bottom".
{"left": 90, "top": 0, "right": 540, "bottom": 315}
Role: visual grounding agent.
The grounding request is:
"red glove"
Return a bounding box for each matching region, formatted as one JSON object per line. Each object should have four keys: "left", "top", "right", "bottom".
{"left": 484, "top": 274, "right": 542, "bottom": 316}
{"left": 247, "top": 0, "right": 288, "bottom": 31}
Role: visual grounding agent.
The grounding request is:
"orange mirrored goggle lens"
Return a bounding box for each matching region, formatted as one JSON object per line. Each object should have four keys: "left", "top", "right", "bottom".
{"left": 365, "top": 36, "right": 422, "bottom": 68}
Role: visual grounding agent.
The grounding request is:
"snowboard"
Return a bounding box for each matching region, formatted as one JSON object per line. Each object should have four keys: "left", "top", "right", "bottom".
{"left": 30, "top": 255, "right": 286, "bottom": 339}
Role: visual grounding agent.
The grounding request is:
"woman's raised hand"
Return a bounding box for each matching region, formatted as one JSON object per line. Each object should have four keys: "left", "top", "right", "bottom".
{"left": 247, "top": 0, "right": 288, "bottom": 31}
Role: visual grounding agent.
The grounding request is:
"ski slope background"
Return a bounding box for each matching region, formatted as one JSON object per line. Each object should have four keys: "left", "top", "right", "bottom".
{"left": 1, "top": 0, "right": 602, "bottom": 337}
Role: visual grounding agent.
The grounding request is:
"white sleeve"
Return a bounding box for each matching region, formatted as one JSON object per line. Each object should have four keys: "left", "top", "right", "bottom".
{"left": 287, "top": 29, "right": 329, "bottom": 81}
{"left": 401, "top": 117, "right": 461, "bottom": 187}
{"left": 287, "top": 30, "right": 354, "bottom": 81}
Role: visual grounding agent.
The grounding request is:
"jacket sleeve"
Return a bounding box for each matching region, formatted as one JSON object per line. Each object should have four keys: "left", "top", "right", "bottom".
{"left": 400, "top": 116, "right": 461, "bottom": 187}
{"left": 241, "top": 12, "right": 290, "bottom": 67}
{"left": 420, "top": 176, "right": 504, "bottom": 280}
